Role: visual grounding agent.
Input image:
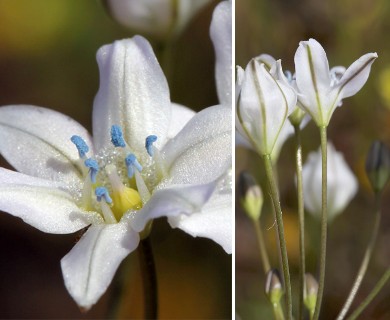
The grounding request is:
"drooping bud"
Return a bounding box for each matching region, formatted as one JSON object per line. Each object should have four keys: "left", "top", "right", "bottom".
{"left": 304, "top": 273, "right": 318, "bottom": 317}
{"left": 239, "top": 171, "right": 263, "bottom": 221}
{"left": 365, "top": 140, "right": 390, "bottom": 194}
{"left": 265, "top": 269, "right": 284, "bottom": 305}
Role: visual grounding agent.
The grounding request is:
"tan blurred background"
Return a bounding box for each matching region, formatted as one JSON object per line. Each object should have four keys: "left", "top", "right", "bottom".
{"left": 236, "top": 0, "right": 390, "bottom": 319}
{"left": 0, "top": 0, "right": 231, "bottom": 318}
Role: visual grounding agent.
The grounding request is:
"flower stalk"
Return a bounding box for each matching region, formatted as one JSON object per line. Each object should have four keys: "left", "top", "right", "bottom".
{"left": 346, "top": 267, "right": 390, "bottom": 320}
{"left": 253, "top": 219, "right": 271, "bottom": 274}
{"left": 294, "top": 124, "right": 306, "bottom": 320}
{"left": 336, "top": 192, "right": 382, "bottom": 319}
{"left": 138, "top": 237, "right": 158, "bottom": 319}
{"left": 263, "top": 154, "right": 292, "bottom": 320}
{"left": 313, "top": 126, "right": 328, "bottom": 320}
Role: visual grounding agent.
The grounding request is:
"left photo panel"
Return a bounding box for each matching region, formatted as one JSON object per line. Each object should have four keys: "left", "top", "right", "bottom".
{"left": 0, "top": 0, "right": 233, "bottom": 319}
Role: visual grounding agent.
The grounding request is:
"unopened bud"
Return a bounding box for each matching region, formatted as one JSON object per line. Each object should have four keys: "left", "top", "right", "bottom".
{"left": 289, "top": 107, "right": 306, "bottom": 127}
{"left": 304, "top": 273, "right": 318, "bottom": 315}
{"left": 239, "top": 171, "right": 263, "bottom": 220}
{"left": 365, "top": 140, "right": 390, "bottom": 193}
{"left": 265, "top": 269, "right": 284, "bottom": 305}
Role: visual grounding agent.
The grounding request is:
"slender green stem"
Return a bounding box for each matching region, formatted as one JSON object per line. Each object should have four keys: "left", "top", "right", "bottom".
{"left": 346, "top": 267, "right": 390, "bottom": 320}
{"left": 138, "top": 237, "right": 158, "bottom": 319}
{"left": 253, "top": 219, "right": 271, "bottom": 274}
{"left": 336, "top": 194, "right": 382, "bottom": 320}
{"left": 273, "top": 303, "right": 286, "bottom": 320}
{"left": 313, "top": 126, "right": 328, "bottom": 320}
{"left": 294, "top": 124, "right": 306, "bottom": 320}
{"left": 263, "top": 154, "right": 292, "bottom": 320}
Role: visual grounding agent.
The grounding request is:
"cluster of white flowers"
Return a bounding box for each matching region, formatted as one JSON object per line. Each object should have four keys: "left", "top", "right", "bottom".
{"left": 236, "top": 38, "right": 377, "bottom": 220}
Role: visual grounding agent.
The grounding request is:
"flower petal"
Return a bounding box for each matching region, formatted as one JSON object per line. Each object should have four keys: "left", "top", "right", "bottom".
{"left": 168, "top": 184, "right": 232, "bottom": 253}
{"left": 337, "top": 52, "right": 378, "bottom": 99}
{"left": 92, "top": 36, "right": 171, "bottom": 154}
{"left": 167, "top": 103, "right": 196, "bottom": 139}
{"left": 61, "top": 222, "right": 139, "bottom": 310}
{"left": 210, "top": 0, "right": 232, "bottom": 107}
{"left": 162, "top": 105, "right": 231, "bottom": 185}
{"left": 0, "top": 105, "right": 91, "bottom": 183}
{"left": 0, "top": 168, "right": 95, "bottom": 233}
{"left": 294, "top": 39, "right": 331, "bottom": 123}
{"left": 131, "top": 180, "right": 217, "bottom": 232}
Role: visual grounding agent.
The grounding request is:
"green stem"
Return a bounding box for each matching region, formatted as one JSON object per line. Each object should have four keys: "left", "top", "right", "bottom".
{"left": 313, "top": 126, "right": 328, "bottom": 320}
{"left": 294, "top": 124, "right": 306, "bottom": 320}
{"left": 346, "top": 267, "right": 390, "bottom": 320}
{"left": 263, "top": 154, "right": 292, "bottom": 320}
{"left": 273, "top": 302, "right": 286, "bottom": 320}
{"left": 253, "top": 219, "right": 271, "bottom": 274}
{"left": 336, "top": 194, "right": 382, "bottom": 320}
{"left": 138, "top": 237, "right": 158, "bottom": 319}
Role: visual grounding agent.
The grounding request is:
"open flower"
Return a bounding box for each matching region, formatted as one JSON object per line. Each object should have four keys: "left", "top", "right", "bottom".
{"left": 0, "top": 36, "right": 231, "bottom": 309}
{"left": 236, "top": 58, "right": 297, "bottom": 156}
{"left": 302, "top": 143, "right": 358, "bottom": 222}
{"left": 294, "top": 38, "right": 377, "bottom": 127}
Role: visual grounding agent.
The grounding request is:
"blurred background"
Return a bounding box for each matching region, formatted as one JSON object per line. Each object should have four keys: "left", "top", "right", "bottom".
{"left": 236, "top": 0, "right": 390, "bottom": 319}
{"left": 0, "top": 0, "right": 231, "bottom": 318}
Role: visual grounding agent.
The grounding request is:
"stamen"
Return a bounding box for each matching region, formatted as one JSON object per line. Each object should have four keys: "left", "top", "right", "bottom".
{"left": 95, "top": 187, "right": 113, "bottom": 204}
{"left": 95, "top": 188, "right": 117, "bottom": 224}
{"left": 71, "top": 135, "right": 89, "bottom": 158}
{"left": 111, "top": 125, "right": 126, "bottom": 148}
{"left": 84, "top": 158, "right": 99, "bottom": 183}
{"left": 145, "top": 135, "right": 158, "bottom": 157}
{"left": 125, "top": 154, "right": 143, "bottom": 178}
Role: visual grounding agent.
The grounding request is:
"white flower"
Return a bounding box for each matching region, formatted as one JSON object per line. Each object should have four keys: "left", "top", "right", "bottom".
{"left": 302, "top": 143, "right": 358, "bottom": 221}
{"left": 104, "top": 0, "right": 211, "bottom": 40}
{"left": 236, "top": 58, "right": 297, "bottom": 156}
{"left": 0, "top": 36, "right": 231, "bottom": 309}
{"left": 294, "top": 38, "right": 377, "bottom": 127}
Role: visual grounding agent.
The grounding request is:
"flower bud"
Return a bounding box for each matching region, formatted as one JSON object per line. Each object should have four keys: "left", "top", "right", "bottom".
{"left": 265, "top": 269, "right": 284, "bottom": 305}
{"left": 304, "top": 273, "right": 318, "bottom": 316}
{"left": 239, "top": 171, "right": 263, "bottom": 221}
{"left": 365, "top": 140, "right": 390, "bottom": 194}
{"left": 288, "top": 106, "right": 306, "bottom": 127}
{"left": 103, "top": 0, "right": 211, "bottom": 41}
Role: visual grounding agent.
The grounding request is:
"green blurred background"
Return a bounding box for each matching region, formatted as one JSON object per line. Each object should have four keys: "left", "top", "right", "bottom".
{"left": 0, "top": 0, "right": 231, "bottom": 318}
{"left": 236, "top": 0, "right": 390, "bottom": 319}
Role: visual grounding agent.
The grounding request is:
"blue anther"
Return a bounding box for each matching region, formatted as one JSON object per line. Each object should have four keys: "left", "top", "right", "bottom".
{"left": 84, "top": 158, "right": 99, "bottom": 183}
{"left": 111, "top": 125, "right": 126, "bottom": 148}
{"left": 145, "top": 135, "right": 158, "bottom": 157}
{"left": 71, "top": 135, "right": 89, "bottom": 158}
{"left": 125, "top": 154, "right": 143, "bottom": 178}
{"left": 95, "top": 187, "right": 112, "bottom": 204}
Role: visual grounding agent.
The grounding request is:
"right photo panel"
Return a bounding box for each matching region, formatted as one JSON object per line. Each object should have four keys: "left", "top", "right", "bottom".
{"left": 235, "top": 1, "right": 390, "bottom": 319}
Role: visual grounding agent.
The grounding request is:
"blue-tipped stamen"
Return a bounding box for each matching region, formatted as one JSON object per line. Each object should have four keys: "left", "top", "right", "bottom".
{"left": 71, "top": 135, "right": 89, "bottom": 158}
{"left": 84, "top": 158, "right": 99, "bottom": 183}
{"left": 125, "top": 154, "right": 143, "bottom": 178}
{"left": 111, "top": 125, "right": 126, "bottom": 148}
{"left": 95, "top": 187, "right": 113, "bottom": 204}
{"left": 145, "top": 135, "right": 158, "bottom": 157}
